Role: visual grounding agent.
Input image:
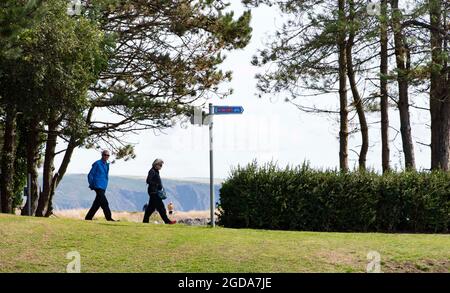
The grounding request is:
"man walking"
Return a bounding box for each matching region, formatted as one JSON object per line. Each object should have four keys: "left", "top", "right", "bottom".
{"left": 85, "top": 150, "right": 115, "bottom": 221}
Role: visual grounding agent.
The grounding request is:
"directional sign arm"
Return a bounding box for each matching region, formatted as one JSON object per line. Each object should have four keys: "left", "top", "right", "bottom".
{"left": 213, "top": 106, "right": 244, "bottom": 114}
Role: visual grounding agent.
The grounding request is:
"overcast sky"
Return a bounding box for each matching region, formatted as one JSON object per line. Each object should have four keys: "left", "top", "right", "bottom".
{"left": 54, "top": 2, "right": 431, "bottom": 180}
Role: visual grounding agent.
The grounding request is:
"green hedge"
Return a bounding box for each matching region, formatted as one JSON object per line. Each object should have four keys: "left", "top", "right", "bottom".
{"left": 218, "top": 162, "right": 450, "bottom": 233}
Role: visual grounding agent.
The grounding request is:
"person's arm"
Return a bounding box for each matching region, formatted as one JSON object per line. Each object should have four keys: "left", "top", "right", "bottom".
{"left": 88, "top": 162, "right": 98, "bottom": 189}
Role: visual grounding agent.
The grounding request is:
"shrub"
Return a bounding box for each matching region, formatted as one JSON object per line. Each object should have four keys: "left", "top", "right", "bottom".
{"left": 218, "top": 162, "right": 450, "bottom": 233}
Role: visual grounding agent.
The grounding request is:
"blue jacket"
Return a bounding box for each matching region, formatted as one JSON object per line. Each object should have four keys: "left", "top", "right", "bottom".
{"left": 88, "top": 160, "right": 109, "bottom": 190}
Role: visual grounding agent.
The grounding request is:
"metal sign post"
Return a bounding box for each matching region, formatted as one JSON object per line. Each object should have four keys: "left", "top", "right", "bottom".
{"left": 191, "top": 103, "right": 244, "bottom": 227}
{"left": 209, "top": 103, "right": 214, "bottom": 227}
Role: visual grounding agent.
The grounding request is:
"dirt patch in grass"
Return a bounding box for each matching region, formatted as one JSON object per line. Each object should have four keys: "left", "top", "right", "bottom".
{"left": 315, "top": 251, "right": 362, "bottom": 268}
{"left": 384, "top": 259, "right": 450, "bottom": 273}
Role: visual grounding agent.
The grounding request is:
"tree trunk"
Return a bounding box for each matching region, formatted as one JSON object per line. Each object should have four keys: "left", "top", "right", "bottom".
{"left": 392, "top": 0, "right": 415, "bottom": 170}
{"left": 338, "top": 0, "right": 349, "bottom": 172}
{"left": 430, "top": 0, "right": 443, "bottom": 170}
{"left": 1, "top": 107, "right": 17, "bottom": 213}
{"left": 380, "top": 0, "right": 390, "bottom": 173}
{"left": 429, "top": 0, "right": 449, "bottom": 170}
{"left": 45, "top": 107, "right": 92, "bottom": 217}
{"left": 438, "top": 0, "right": 450, "bottom": 171}
{"left": 21, "top": 119, "right": 41, "bottom": 216}
{"left": 45, "top": 137, "right": 78, "bottom": 217}
{"left": 439, "top": 97, "right": 450, "bottom": 171}
{"left": 346, "top": 0, "right": 368, "bottom": 171}
{"left": 36, "top": 115, "right": 59, "bottom": 217}
{"left": 44, "top": 173, "right": 59, "bottom": 217}
{"left": 444, "top": 1, "right": 449, "bottom": 154}
{"left": 437, "top": 1, "right": 450, "bottom": 171}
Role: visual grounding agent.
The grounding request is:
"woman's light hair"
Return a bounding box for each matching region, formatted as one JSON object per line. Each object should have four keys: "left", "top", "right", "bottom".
{"left": 152, "top": 158, "right": 164, "bottom": 168}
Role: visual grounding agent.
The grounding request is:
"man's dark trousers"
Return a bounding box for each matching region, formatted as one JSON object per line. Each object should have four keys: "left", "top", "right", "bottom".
{"left": 143, "top": 193, "right": 170, "bottom": 223}
{"left": 85, "top": 188, "right": 113, "bottom": 221}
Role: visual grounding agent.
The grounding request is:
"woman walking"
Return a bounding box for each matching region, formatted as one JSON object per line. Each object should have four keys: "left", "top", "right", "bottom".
{"left": 143, "top": 159, "right": 176, "bottom": 224}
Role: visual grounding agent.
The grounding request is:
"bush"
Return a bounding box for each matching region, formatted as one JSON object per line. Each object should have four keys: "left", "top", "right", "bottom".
{"left": 218, "top": 161, "right": 450, "bottom": 233}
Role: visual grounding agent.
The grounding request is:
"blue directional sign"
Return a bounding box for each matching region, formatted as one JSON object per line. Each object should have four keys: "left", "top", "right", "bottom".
{"left": 213, "top": 106, "right": 244, "bottom": 114}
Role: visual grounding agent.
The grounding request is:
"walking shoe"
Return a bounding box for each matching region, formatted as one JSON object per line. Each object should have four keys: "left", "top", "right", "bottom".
{"left": 167, "top": 220, "right": 177, "bottom": 225}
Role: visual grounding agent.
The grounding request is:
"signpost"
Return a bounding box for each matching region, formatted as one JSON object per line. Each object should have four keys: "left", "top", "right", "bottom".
{"left": 208, "top": 104, "right": 214, "bottom": 227}
{"left": 213, "top": 106, "right": 244, "bottom": 115}
{"left": 27, "top": 173, "right": 31, "bottom": 216}
{"left": 191, "top": 103, "right": 244, "bottom": 227}
{"left": 22, "top": 174, "right": 32, "bottom": 216}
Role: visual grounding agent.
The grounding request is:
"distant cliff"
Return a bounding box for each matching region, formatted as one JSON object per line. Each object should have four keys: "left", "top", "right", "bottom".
{"left": 53, "top": 174, "right": 222, "bottom": 212}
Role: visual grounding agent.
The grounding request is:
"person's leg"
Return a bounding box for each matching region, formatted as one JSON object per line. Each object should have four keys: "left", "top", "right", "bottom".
{"left": 85, "top": 190, "right": 101, "bottom": 220}
{"left": 97, "top": 189, "right": 113, "bottom": 221}
{"left": 143, "top": 196, "right": 157, "bottom": 223}
{"left": 155, "top": 197, "right": 171, "bottom": 224}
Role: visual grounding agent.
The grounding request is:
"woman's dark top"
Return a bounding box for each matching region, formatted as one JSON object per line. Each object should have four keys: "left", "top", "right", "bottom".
{"left": 146, "top": 167, "right": 162, "bottom": 195}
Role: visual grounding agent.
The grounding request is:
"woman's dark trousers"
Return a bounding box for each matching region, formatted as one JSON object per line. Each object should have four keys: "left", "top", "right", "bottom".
{"left": 143, "top": 193, "right": 170, "bottom": 223}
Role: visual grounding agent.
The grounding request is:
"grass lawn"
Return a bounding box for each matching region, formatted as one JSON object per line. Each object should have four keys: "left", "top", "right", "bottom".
{"left": 0, "top": 214, "right": 448, "bottom": 272}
